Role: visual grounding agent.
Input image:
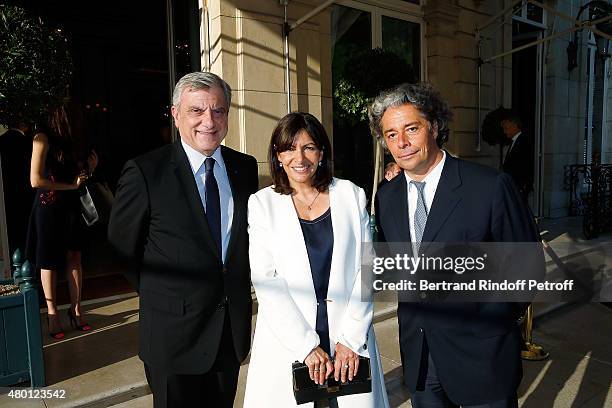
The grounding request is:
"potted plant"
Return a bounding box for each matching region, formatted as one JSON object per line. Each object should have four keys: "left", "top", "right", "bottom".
{"left": 0, "top": 251, "right": 44, "bottom": 387}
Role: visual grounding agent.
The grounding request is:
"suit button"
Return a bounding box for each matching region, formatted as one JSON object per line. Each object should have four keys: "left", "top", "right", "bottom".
{"left": 419, "top": 328, "right": 424, "bottom": 333}
{"left": 223, "top": 267, "right": 228, "bottom": 274}
{"left": 217, "top": 296, "right": 228, "bottom": 310}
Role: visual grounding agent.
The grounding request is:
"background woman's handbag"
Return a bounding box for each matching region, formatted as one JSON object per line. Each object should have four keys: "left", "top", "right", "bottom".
{"left": 79, "top": 186, "right": 99, "bottom": 226}
{"left": 292, "top": 357, "right": 371, "bottom": 404}
{"left": 86, "top": 180, "right": 114, "bottom": 224}
{"left": 79, "top": 180, "right": 114, "bottom": 226}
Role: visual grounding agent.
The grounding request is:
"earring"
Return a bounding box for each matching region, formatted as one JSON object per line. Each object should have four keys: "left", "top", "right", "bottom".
{"left": 279, "top": 163, "right": 283, "bottom": 168}
{"left": 319, "top": 161, "right": 322, "bottom": 166}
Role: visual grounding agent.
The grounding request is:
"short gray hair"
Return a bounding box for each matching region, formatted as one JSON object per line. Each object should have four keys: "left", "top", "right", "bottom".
{"left": 172, "top": 72, "right": 232, "bottom": 110}
{"left": 368, "top": 83, "right": 452, "bottom": 149}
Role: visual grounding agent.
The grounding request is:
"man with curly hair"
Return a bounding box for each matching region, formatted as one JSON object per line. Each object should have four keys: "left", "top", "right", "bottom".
{"left": 371, "top": 83, "right": 539, "bottom": 408}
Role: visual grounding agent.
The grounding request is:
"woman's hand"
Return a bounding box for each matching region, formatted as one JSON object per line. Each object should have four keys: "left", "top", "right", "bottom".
{"left": 87, "top": 150, "right": 99, "bottom": 174}
{"left": 384, "top": 162, "right": 401, "bottom": 181}
{"left": 333, "top": 342, "right": 360, "bottom": 382}
{"left": 74, "top": 172, "right": 88, "bottom": 189}
{"left": 304, "top": 347, "right": 333, "bottom": 385}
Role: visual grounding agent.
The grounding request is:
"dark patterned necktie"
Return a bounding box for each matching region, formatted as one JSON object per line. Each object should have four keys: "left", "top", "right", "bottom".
{"left": 204, "top": 157, "right": 221, "bottom": 255}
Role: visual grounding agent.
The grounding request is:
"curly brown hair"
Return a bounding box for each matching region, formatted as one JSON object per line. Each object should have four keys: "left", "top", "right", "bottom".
{"left": 368, "top": 82, "right": 453, "bottom": 149}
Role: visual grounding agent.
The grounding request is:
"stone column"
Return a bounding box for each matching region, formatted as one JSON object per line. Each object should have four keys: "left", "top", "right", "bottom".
{"left": 423, "top": 0, "right": 462, "bottom": 154}
{"left": 206, "top": 0, "right": 332, "bottom": 185}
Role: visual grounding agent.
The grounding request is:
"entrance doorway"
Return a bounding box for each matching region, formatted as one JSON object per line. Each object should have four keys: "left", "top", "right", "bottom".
{"left": 0, "top": 0, "right": 201, "bottom": 300}
{"left": 511, "top": 20, "right": 544, "bottom": 215}
{"left": 331, "top": 2, "right": 422, "bottom": 199}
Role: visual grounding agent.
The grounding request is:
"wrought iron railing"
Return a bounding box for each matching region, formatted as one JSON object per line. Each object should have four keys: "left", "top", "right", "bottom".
{"left": 564, "top": 163, "right": 612, "bottom": 239}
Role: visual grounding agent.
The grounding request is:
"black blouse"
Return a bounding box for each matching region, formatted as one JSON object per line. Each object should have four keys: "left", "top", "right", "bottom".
{"left": 299, "top": 208, "right": 334, "bottom": 354}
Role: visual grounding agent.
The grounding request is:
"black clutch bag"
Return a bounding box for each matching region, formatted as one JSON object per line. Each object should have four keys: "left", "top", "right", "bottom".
{"left": 292, "top": 357, "right": 371, "bottom": 404}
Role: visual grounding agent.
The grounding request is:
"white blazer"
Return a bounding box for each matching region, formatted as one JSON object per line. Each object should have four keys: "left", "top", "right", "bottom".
{"left": 244, "top": 178, "right": 389, "bottom": 408}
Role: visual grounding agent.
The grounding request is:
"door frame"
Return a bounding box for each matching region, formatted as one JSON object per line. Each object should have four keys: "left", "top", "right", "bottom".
{"left": 511, "top": 19, "right": 545, "bottom": 216}
{"left": 335, "top": 0, "right": 426, "bottom": 81}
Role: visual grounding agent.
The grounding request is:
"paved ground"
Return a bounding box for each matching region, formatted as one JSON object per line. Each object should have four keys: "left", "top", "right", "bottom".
{"left": 0, "top": 216, "right": 610, "bottom": 407}
{"left": 0, "top": 298, "right": 610, "bottom": 408}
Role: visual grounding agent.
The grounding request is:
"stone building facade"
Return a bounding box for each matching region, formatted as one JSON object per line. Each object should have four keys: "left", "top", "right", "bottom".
{"left": 205, "top": 0, "right": 610, "bottom": 217}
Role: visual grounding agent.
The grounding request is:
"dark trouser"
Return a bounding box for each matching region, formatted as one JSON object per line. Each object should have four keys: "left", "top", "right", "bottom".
{"left": 145, "top": 312, "right": 240, "bottom": 408}
{"left": 411, "top": 354, "right": 518, "bottom": 408}
{"left": 315, "top": 398, "right": 339, "bottom": 408}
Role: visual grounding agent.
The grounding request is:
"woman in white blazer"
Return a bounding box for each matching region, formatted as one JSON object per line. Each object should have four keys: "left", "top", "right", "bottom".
{"left": 244, "top": 112, "right": 388, "bottom": 408}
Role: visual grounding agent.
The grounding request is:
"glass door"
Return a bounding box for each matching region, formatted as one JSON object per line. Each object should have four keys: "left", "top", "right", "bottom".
{"left": 382, "top": 15, "right": 421, "bottom": 82}
{"left": 331, "top": 6, "right": 372, "bottom": 190}
{"left": 331, "top": 3, "right": 423, "bottom": 198}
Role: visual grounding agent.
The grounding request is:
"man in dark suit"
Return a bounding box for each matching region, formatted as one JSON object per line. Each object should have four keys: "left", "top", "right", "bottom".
{"left": 370, "top": 83, "right": 539, "bottom": 408}
{"left": 108, "top": 72, "right": 258, "bottom": 408}
{"left": 502, "top": 112, "right": 534, "bottom": 203}
{"left": 0, "top": 123, "right": 33, "bottom": 257}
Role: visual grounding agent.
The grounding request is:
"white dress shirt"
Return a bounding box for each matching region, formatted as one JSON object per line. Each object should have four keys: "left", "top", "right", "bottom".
{"left": 405, "top": 151, "right": 446, "bottom": 248}
{"left": 504, "top": 131, "right": 521, "bottom": 163}
{"left": 181, "top": 141, "right": 234, "bottom": 262}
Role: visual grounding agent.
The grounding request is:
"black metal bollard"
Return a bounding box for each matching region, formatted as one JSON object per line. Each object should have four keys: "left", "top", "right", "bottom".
{"left": 12, "top": 249, "right": 23, "bottom": 285}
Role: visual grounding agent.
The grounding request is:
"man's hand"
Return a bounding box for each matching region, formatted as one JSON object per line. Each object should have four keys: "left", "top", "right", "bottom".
{"left": 304, "top": 347, "right": 333, "bottom": 385}
{"left": 333, "top": 342, "right": 360, "bottom": 382}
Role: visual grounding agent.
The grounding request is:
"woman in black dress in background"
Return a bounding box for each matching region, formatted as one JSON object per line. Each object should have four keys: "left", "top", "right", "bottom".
{"left": 27, "top": 103, "right": 97, "bottom": 339}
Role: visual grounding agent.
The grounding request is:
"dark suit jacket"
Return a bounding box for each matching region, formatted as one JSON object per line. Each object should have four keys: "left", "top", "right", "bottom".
{"left": 0, "top": 129, "right": 34, "bottom": 255}
{"left": 503, "top": 132, "right": 534, "bottom": 198}
{"left": 108, "top": 141, "right": 258, "bottom": 374}
{"left": 375, "top": 153, "right": 539, "bottom": 405}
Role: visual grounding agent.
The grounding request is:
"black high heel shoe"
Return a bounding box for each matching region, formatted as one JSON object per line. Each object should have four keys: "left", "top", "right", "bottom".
{"left": 67, "top": 308, "right": 92, "bottom": 332}
{"left": 47, "top": 315, "right": 65, "bottom": 340}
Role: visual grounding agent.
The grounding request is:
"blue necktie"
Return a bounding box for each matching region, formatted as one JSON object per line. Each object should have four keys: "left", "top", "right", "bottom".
{"left": 204, "top": 157, "right": 221, "bottom": 255}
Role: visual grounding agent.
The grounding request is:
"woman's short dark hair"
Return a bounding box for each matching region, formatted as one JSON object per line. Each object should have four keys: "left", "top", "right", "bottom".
{"left": 269, "top": 112, "right": 333, "bottom": 195}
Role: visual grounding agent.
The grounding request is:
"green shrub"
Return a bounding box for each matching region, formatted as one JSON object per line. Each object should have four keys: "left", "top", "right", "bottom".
{"left": 0, "top": 5, "right": 72, "bottom": 127}
{"left": 334, "top": 47, "right": 415, "bottom": 125}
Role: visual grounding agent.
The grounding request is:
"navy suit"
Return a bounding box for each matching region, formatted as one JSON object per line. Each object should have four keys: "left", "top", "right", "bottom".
{"left": 375, "top": 153, "right": 539, "bottom": 406}
{"left": 502, "top": 132, "right": 534, "bottom": 201}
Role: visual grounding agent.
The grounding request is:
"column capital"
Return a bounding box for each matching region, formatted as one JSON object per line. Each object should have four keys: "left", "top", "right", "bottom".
{"left": 423, "top": 0, "right": 461, "bottom": 24}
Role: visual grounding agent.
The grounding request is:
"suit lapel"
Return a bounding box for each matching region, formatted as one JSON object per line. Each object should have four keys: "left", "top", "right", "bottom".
{"left": 171, "top": 141, "right": 221, "bottom": 262}
{"left": 279, "top": 191, "right": 317, "bottom": 309}
{"left": 221, "top": 146, "right": 243, "bottom": 264}
{"left": 385, "top": 174, "right": 411, "bottom": 243}
{"left": 327, "top": 180, "right": 344, "bottom": 300}
{"left": 421, "top": 154, "right": 462, "bottom": 244}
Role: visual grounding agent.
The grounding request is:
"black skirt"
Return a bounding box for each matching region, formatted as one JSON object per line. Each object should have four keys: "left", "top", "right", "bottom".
{"left": 26, "top": 190, "right": 84, "bottom": 270}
